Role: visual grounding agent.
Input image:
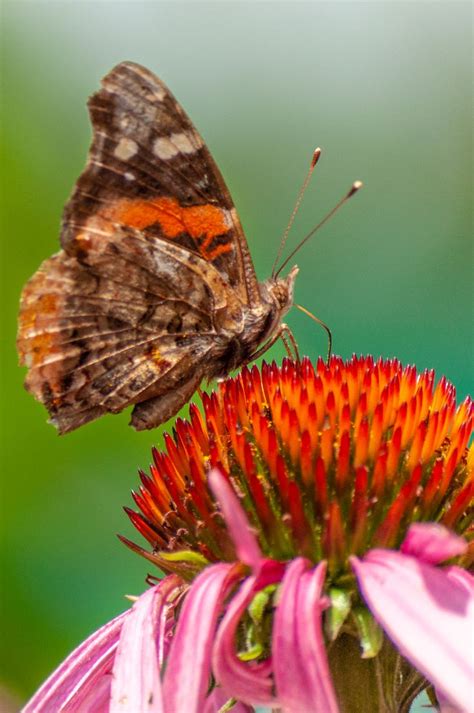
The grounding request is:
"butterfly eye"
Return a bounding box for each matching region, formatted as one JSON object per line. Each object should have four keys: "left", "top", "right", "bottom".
{"left": 269, "top": 282, "right": 290, "bottom": 310}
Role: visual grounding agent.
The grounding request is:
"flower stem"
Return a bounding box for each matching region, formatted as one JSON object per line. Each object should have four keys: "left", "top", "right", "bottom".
{"left": 327, "top": 633, "right": 427, "bottom": 713}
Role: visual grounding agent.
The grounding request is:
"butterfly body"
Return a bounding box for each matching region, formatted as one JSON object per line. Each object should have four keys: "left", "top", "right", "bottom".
{"left": 17, "top": 62, "right": 298, "bottom": 433}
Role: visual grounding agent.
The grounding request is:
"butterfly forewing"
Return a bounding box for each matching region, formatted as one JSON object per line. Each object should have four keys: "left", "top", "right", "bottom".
{"left": 61, "top": 62, "right": 258, "bottom": 302}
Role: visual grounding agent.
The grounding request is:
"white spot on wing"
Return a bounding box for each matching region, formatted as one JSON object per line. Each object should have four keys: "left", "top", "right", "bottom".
{"left": 146, "top": 86, "right": 166, "bottom": 102}
{"left": 124, "top": 172, "right": 135, "bottom": 181}
{"left": 153, "top": 131, "right": 203, "bottom": 160}
{"left": 171, "top": 132, "right": 195, "bottom": 154}
{"left": 114, "top": 138, "right": 138, "bottom": 161}
{"left": 153, "top": 136, "right": 179, "bottom": 160}
{"left": 195, "top": 176, "right": 209, "bottom": 190}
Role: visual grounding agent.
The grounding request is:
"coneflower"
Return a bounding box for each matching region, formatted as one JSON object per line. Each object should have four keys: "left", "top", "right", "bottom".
{"left": 24, "top": 356, "right": 473, "bottom": 713}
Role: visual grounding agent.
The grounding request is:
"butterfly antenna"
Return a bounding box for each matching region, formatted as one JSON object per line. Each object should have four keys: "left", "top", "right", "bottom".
{"left": 274, "top": 180, "right": 363, "bottom": 279}
{"left": 271, "top": 148, "right": 322, "bottom": 279}
{"left": 295, "top": 304, "right": 332, "bottom": 362}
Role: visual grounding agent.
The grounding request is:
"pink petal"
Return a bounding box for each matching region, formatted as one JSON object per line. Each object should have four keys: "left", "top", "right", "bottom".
{"left": 22, "top": 610, "right": 127, "bottom": 712}
{"left": 273, "top": 558, "right": 339, "bottom": 713}
{"left": 444, "top": 566, "right": 474, "bottom": 594}
{"left": 203, "top": 687, "right": 254, "bottom": 712}
{"left": 436, "top": 688, "right": 468, "bottom": 712}
{"left": 208, "top": 468, "right": 262, "bottom": 567}
{"left": 68, "top": 674, "right": 113, "bottom": 713}
{"left": 110, "top": 575, "right": 183, "bottom": 713}
{"left": 212, "top": 559, "right": 285, "bottom": 706}
{"left": 163, "top": 563, "right": 238, "bottom": 713}
{"left": 351, "top": 550, "right": 474, "bottom": 713}
{"left": 401, "top": 523, "right": 467, "bottom": 564}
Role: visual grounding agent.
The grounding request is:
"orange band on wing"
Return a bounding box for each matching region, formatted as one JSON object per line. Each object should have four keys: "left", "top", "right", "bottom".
{"left": 19, "top": 293, "right": 59, "bottom": 332}
{"left": 28, "top": 333, "right": 54, "bottom": 366}
{"left": 104, "top": 196, "right": 233, "bottom": 260}
{"left": 108, "top": 197, "right": 227, "bottom": 239}
{"left": 204, "top": 243, "right": 235, "bottom": 261}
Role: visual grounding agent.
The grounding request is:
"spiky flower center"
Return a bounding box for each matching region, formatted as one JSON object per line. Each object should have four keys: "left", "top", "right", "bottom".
{"left": 125, "top": 356, "right": 472, "bottom": 581}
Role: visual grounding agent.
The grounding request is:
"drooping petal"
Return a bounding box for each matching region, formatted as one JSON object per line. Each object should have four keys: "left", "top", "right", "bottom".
{"left": 203, "top": 687, "right": 255, "bottom": 712}
{"left": 436, "top": 688, "right": 468, "bottom": 713}
{"left": 444, "top": 566, "right": 474, "bottom": 594}
{"left": 273, "top": 558, "right": 339, "bottom": 713}
{"left": 212, "top": 559, "right": 285, "bottom": 706}
{"left": 208, "top": 468, "right": 262, "bottom": 567}
{"left": 401, "top": 523, "right": 467, "bottom": 564}
{"left": 110, "top": 575, "right": 183, "bottom": 713}
{"left": 22, "top": 610, "right": 127, "bottom": 712}
{"left": 68, "top": 674, "right": 113, "bottom": 713}
{"left": 273, "top": 557, "right": 313, "bottom": 710}
{"left": 351, "top": 550, "right": 474, "bottom": 713}
{"left": 163, "top": 563, "right": 238, "bottom": 713}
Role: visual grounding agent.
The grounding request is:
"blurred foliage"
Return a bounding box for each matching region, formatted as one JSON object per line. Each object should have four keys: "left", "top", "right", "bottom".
{"left": 1, "top": 2, "right": 471, "bottom": 706}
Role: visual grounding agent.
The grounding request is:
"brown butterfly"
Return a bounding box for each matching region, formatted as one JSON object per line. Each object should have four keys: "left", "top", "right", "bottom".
{"left": 18, "top": 62, "right": 361, "bottom": 433}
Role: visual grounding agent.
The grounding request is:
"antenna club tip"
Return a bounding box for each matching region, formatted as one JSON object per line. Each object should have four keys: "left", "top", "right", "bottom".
{"left": 348, "top": 180, "right": 363, "bottom": 197}
{"left": 311, "top": 147, "right": 322, "bottom": 167}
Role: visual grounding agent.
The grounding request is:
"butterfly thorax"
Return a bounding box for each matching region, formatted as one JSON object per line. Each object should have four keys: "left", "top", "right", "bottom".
{"left": 211, "top": 265, "right": 299, "bottom": 376}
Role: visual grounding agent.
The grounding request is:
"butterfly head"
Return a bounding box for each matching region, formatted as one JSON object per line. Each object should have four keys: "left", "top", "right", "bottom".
{"left": 265, "top": 264, "right": 299, "bottom": 317}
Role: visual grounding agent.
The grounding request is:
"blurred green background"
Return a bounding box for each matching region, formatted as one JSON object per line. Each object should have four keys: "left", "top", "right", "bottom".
{"left": 1, "top": 1, "right": 472, "bottom": 707}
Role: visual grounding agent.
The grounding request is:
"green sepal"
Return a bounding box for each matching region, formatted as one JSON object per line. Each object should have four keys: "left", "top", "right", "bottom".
{"left": 238, "top": 632, "right": 264, "bottom": 661}
{"left": 352, "top": 606, "right": 383, "bottom": 658}
{"left": 248, "top": 584, "right": 277, "bottom": 624}
{"left": 238, "top": 584, "right": 277, "bottom": 662}
{"left": 326, "top": 587, "right": 352, "bottom": 640}
{"left": 158, "top": 550, "right": 210, "bottom": 567}
{"left": 216, "top": 697, "right": 238, "bottom": 713}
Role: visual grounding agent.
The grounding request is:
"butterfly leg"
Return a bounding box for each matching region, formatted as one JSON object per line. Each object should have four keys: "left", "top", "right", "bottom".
{"left": 294, "top": 304, "right": 332, "bottom": 362}
{"left": 281, "top": 324, "right": 300, "bottom": 363}
{"left": 243, "top": 326, "right": 285, "bottom": 365}
{"left": 244, "top": 323, "right": 299, "bottom": 365}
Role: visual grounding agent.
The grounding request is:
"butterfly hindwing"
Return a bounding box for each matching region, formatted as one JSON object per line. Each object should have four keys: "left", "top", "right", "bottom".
{"left": 17, "top": 247, "right": 222, "bottom": 433}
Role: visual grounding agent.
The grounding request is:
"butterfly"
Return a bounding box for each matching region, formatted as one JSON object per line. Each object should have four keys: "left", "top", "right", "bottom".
{"left": 17, "top": 62, "right": 300, "bottom": 433}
